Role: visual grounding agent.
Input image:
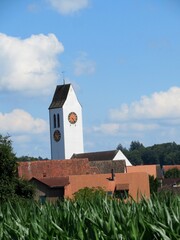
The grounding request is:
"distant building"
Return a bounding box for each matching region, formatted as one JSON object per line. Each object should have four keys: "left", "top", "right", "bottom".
{"left": 18, "top": 158, "right": 149, "bottom": 202}
{"left": 127, "top": 165, "right": 163, "bottom": 179}
{"left": 29, "top": 171, "right": 150, "bottom": 203}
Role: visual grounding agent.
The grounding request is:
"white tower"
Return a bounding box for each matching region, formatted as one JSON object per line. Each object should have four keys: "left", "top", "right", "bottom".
{"left": 49, "top": 84, "right": 84, "bottom": 160}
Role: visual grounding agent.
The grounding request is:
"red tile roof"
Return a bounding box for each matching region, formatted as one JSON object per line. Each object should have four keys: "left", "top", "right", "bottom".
{"left": 18, "top": 159, "right": 91, "bottom": 180}
{"left": 72, "top": 150, "right": 119, "bottom": 161}
{"left": 31, "top": 177, "right": 69, "bottom": 188}
{"left": 163, "top": 165, "right": 180, "bottom": 172}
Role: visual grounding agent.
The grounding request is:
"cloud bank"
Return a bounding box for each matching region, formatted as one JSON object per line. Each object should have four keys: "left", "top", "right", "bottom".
{"left": 47, "top": 0, "right": 90, "bottom": 15}
{"left": 0, "top": 33, "right": 64, "bottom": 95}
{"left": 110, "top": 87, "right": 180, "bottom": 121}
{"left": 92, "top": 87, "right": 180, "bottom": 146}
{"left": 0, "top": 109, "right": 48, "bottom": 134}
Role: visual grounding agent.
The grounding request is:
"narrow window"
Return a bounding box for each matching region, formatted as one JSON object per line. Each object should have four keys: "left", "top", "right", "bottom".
{"left": 53, "top": 114, "right": 56, "bottom": 128}
{"left": 57, "top": 114, "right": 60, "bottom": 128}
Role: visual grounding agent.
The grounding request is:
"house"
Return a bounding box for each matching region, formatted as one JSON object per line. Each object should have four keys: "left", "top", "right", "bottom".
{"left": 18, "top": 157, "right": 150, "bottom": 202}
{"left": 30, "top": 176, "right": 69, "bottom": 203}
{"left": 18, "top": 158, "right": 126, "bottom": 180}
{"left": 127, "top": 164, "right": 163, "bottom": 179}
{"left": 30, "top": 172, "right": 150, "bottom": 203}
{"left": 72, "top": 149, "right": 132, "bottom": 167}
{"left": 163, "top": 165, "right": 180, "bottom": 173}
{"left": 158, "top": 178, "right": 180, "bottom": 195}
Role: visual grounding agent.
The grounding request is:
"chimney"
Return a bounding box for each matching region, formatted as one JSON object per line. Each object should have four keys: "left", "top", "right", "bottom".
{"left": 111, "top": 169, "right": 115, "bottom": 181}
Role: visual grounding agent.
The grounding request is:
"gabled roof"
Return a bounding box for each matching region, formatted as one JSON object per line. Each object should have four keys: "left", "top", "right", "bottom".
{"left": 89, "top": 160, "right": 125, "bottom": 174}
{"left": 30, "top": 177, "right": 69, "bottom": 188}
{"left": 71, "top": 150, "right": 119, "bottom": 161}
{"left": 18, "top": 159, "right": 91, "bottom": 180}
{"left": 49, "top": 84, "right": 70, "bottom": 109}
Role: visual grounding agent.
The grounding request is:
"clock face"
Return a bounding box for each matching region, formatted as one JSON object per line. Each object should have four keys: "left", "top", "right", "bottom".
{"left": 53, "top": 130, "right": 61, "bottom": 142}
{"left": 68, "top": 112, "right": 78, "bottom": 124}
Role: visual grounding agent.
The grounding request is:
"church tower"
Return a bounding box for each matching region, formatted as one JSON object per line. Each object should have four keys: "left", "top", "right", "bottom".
{"left": 49, "top": 84, "right": 84, "bottom": 160}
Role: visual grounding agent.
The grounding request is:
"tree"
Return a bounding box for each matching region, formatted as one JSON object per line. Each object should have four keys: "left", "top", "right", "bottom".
{"left": 73, "top": 187, "right": 106, "bottom": 203}
{"left": 141, "top": 149, "right": 159, "bottom": 165}
{"left": 0, "top": 134, "right": 34, "bottom": 201}
{"left": 164, "top": 168, "right": 180, "bottom": 178}
{"left": 0, "top": 134, "right": 17, "bottom": 201}
{"left": 129, "top": 141, "right": 144, "bottom": 152}
{"left": 149, "top": 175, "right": 160, "bottom": 194}
{"left": 117, "top": 144, "right": 128, "bottom": 152}
{"left": 0, "top": 134, "right": 17, "bottom": 181}
{"left": 128, "top": 150, "right": 143, "bottom": 165}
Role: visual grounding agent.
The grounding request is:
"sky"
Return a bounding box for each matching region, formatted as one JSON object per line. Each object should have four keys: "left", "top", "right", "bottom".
{"left": 0, "top": 0, "right": 180, "bottom": 158}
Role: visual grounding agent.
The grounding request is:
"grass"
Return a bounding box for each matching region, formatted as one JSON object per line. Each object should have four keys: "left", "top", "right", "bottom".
{"left": 0, "top": 192, "right": 179, "bottom": 239}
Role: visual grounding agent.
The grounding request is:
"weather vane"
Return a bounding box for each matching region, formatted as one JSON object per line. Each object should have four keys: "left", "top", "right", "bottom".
{"left": 62, "top": 71, "right": 65, "bottom": 85}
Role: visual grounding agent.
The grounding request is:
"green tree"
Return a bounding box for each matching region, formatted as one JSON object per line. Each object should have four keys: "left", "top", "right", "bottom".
{"left": 149, "top": 175, "right": 160, "bottom": 194}
{"left": 164, "top": 168, "right": 180, "bottom": 178}
{"left": 0, "top": 134, "right": 17, "bottom": 180}
{"left": 141, "top": 149, "right": 159, "bottom": 165}
{"left": 0, "top": 134, "right": 34, "bottom": 201}
{"left": 73, "top": 187, "right": 106, "bottom": 203}
{"left": 128, "top": 150, "right": 143, "bottom": 165}
{"left": 0, "top": 134, "right": 17, "bottom": 201}
{"left": 129, "top": 141, "right": 144, "bottom": 152}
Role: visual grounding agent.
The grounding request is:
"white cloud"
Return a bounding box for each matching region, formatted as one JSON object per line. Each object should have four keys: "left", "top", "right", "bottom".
{"left": 0, "top": 109, "right": 48, "bottom": 134}
{"left": 93, "top": 123, "right": 121, "bottom": 135}
{"left": 74, "top": 52, "right": 96, "bottom": 76}
{"left": 89, "top": 87, "right": 180, "bottom": 148}
{"left": 0, "top": 33, "right": 64, "bottom": 95}
{"left": 93, "top": 122, "right": 158, "bottom": 136}
{"left": 110, "top": 87, "right": 180, "bottom": 120}
{"left": 47, "top": 0, "right": 90, "bottom": 15}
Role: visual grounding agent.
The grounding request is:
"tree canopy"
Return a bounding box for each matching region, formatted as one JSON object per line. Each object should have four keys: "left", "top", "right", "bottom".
{"left": 0, "top": 134, "right": 34, "bottom": 202}
{"left": 117, "top": 141, "right": 180, "bottom": 166}
{"left": 164, "top": 168, "right": 180, "bottom": 178}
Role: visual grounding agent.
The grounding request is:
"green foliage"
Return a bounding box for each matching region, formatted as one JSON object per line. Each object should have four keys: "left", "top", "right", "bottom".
{"left": 17, "top": 155, "right": 48, "bottom": 162}
{"left": 129, "top": 141, "right": 144, "bottom": 151}
{"left": 0, "top": 194, "right": 179, "bottom": 239}
{"left": 73, "top": 187, "right": 106, "bottom": 203}
{"left": 117, "top": 141, "right": 180, "bottom": 165}
{"left": 164, "top": 168, "right": 180, "bottom": 178}
{"left": 0, "top": 134, "right": 17, "bottom": 180}
{"left": 0, "top": 134, "right": 34, "bottom": 202}
{"left": 14, "top": 178, "right": 35, "bottom": 199}
{"left": 149, "top": 175, "right": 160, "bottom": 194}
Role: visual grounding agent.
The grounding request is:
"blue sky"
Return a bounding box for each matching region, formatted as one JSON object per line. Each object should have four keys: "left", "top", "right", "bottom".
{"left": 0, "top": 0, "right": 180, "bottom": 158}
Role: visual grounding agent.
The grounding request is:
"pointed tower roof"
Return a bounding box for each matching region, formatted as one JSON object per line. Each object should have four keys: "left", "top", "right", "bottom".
{"left": 49, "top": 84, "right": 70, "bottom": 109}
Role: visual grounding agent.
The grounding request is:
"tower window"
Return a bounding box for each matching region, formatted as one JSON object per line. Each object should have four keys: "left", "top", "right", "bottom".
{"left": 53, "top": 114, "right": 56, "bottom": 128}
{"left": 57, "top": 114, "right": 60, "bottom": 128}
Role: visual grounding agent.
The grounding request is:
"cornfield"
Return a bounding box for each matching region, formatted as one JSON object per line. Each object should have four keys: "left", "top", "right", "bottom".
{"left": 0, "top": 193, "right": 179, "bottom": 239}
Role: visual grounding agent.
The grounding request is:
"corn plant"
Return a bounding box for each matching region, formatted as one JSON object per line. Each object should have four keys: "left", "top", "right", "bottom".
{"left": 0, "top": 192, "right": 179, "bottom": 239}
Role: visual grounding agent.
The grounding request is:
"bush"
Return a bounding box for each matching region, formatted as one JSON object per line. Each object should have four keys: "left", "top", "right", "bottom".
{"left": 73, "top": 187, "right": 106, "bottom": 202}
{"left": 164, "top": 167, "right": 180, "bottom": 178}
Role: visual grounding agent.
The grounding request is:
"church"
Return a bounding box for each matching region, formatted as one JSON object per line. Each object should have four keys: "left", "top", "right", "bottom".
{"left": 48, "top": 83, "right": 132, "bottom": 166}
{"left": 49, "top": 83, "right": 84, "bottom": 160}
{"left": 18, "top": 83, "right": 150, "bottom": 202}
